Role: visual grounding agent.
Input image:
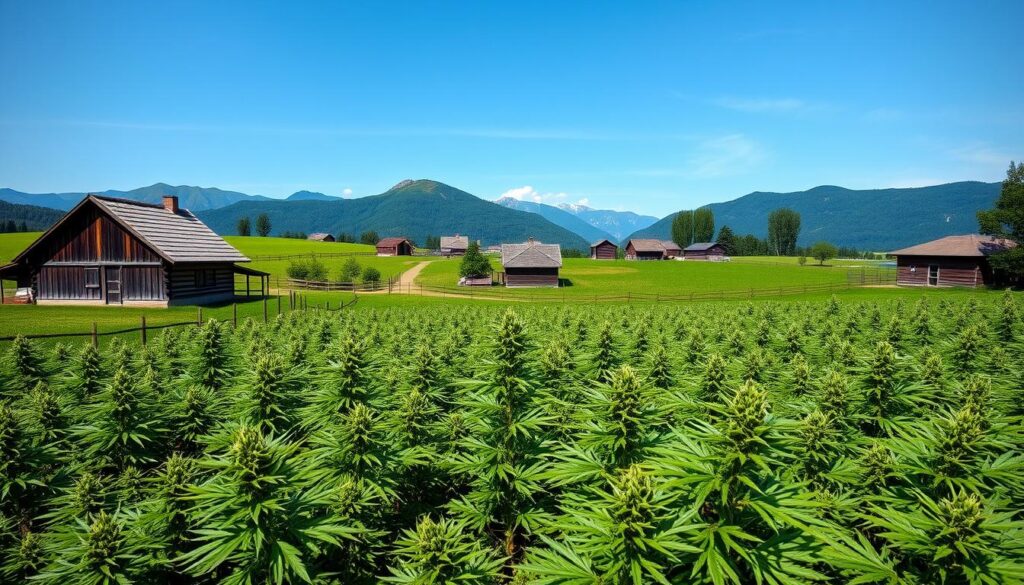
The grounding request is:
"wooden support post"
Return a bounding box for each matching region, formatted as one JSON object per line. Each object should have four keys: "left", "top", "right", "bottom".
{"left": 246, "top": 275, "right": 250, "bottom": 297}
{"left": 1, "top": 279, "right": 4, "bottom": 304}
{"left": 277, "top": 294, "right": 281, "bottom": 316}
{"left": 91, "top": 322, "right": 98, "bottom": 347}
{"left": 140, "top": 315, "right": 147, "bottom": 345}
{"left": 263, "top": 296, "right": 268, "bottom": 323}
{"left": 197, "top": 307, "right": 203, "bottom": 326}
{"left": 233, "top": 303, "right": 238, "bottom": 327}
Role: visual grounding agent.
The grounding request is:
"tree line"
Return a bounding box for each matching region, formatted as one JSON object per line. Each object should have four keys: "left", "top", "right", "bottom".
{"left": 670, "top": 205, "right": 866, "bottom": 259}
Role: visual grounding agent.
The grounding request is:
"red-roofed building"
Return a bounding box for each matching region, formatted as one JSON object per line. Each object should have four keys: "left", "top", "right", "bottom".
{"left": 376, "top": 237, "right": 414, "bottom": 256}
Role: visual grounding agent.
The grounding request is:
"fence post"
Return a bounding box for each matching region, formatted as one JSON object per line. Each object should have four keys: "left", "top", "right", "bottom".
{"left": 233, "top": 303, "right": 238, "bottom": 327}
{"left": 197, "top": 307, "right": 202, "bottom": 326}
{"left": 91, "top": 322, "right": 98, "bottom": 347}
{"left": 263, "top": 296, "right": 268, "bottom": 323}
{"left": 277, "top": 294, "right": 281, "bottom": 316}
{"left": 140, "top": 315, "right": 147, "bottom": 346}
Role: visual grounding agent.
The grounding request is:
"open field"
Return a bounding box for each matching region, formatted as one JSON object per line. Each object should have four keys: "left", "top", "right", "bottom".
{"left": 413, "top": 257, "right": 889, "bottom": 298}
{"left": 0, "top": 294, "right": 1021, "bottom": 583}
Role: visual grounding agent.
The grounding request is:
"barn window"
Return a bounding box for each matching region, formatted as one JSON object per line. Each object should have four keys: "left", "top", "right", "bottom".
{"left": 84, "top": 267, "right": 100, "bottom": 288}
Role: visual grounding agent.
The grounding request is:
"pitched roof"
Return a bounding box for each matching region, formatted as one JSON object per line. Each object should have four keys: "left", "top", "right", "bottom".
{"left": 684, "top": 242, "right": 720, "bottom": 252}
{"left": 14, "top": 194, "right": 248, "bottom": 264}
{"left": 307, "top": 233, "right": 334, "bottom": 241}
{"left": 662, "top": 240, "right": 682, "bottom": 252}
{"left": 590, "top": 239, "right": 617, "bottom": 248}
{"left": 440, "top": 235, "right": 469, "bottom": 248}
{"left": 889, "top": 234, "right": 1017, "bottom": 257}
{"left": 376, "top": 237, "right": 413, "bottom": 248}
{"left": 501, "top": 240, "right": 562, "bottom": 268}
{"left": 627, "top": 239, "right": 670, "bottom": 253}
{"left": 92, "top": 196, "right": 249, "bottom": 263}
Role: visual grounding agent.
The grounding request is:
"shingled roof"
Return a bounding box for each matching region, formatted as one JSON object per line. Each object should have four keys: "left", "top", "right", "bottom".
{"left": 501, "top": 240, "right": 562, "bottom": 268}
{"left": 13, "top": 194, "right": 249, "bottom": 264}
{"left": 684, "top": 242, "right": 720, "bottom": 252}
{"left": 627, "top": 239, "right": 669, "bottom": 253}
{"left": 376, "top": 237, "right": 412, "bottom": 247}
{"left": 889, "top": 234, "right": 1016, "bottom": 257}
{"left": 440, "top": 235, "right": 469, "bottom": 249}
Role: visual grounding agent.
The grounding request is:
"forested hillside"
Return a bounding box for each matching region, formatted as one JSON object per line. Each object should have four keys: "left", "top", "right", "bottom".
{"left": 628, "top": 181, "right": 1001, "bottom": 250}
{"left": 199, "top": 180, "right": 591, "bottom": 251}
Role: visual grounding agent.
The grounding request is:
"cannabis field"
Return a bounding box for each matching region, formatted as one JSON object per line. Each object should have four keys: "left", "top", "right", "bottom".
{"left": 2, "top": 293, "right": 1023, "bottom": 584}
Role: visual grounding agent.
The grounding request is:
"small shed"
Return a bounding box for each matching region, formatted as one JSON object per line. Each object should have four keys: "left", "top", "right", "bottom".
{"left": 625, "top": 239, "right": 679, "bottom": 260}
{"left": 590, "top": 239, "right": 618, "bottom": 260}
{"left": 500, "top": 239, "right": 562, "bottom": 287}
{"left": 307, "top": 233, "right": 335, "bottom": 242}
{"left": 889, "top": 234, "right": 1016, "bottom": 288}
{"left": 0, "top": 194, "right": 267, "bottom": 306}
{"left": 440, "top": 234, "right": 469, "bottom": 256}
{"left": 683, "top": 242, "right": 726, "bottom": 260}
{"left": 376, "top": 237, "right": 414, "bottom": 256}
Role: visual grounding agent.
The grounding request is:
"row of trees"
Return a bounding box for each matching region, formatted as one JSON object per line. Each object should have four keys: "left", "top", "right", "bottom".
{"left": 670, "top": 207, "right": 715, "bottom": 247}
{"left": 671, "top": 206, "right": 806, "bottom": 257}
{"left": 236, "top": 214, "right": 272, "bottom": 237}
{"left": 285, "top": 255, "right": 382, "bottom": 283}
{"left": 0, "top": 220, "right": 30, "bottom": 233}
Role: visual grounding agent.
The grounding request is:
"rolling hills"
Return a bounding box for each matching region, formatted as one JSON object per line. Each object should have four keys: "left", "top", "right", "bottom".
{"left": 496, "top": 197, "right": 658, "bottom": 242}
{"left": 626, "top": 181, "right": 1002, "bottom": 250}
{"left": 0, "top": 200, "right": 65, "bottom": 231}
{"left": 198, "top": 180, "right": 592, "bottom": 251}
{"left": 0, "top": 183, "right": 271, "bottom": 211}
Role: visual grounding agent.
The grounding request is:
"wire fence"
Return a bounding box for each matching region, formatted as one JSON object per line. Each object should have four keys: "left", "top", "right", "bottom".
{"left": 0, "top": 292, "right": 359, "bottom": 344}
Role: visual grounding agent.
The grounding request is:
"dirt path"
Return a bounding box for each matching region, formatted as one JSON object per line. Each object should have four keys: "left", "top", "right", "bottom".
{"left": 395, "top": 261, "right": 431, "bottom": 288}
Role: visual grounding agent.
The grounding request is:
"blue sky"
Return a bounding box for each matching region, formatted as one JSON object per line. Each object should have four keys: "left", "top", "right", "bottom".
{"left": 1, "top": 0, "right": 1021, "bottom": 217}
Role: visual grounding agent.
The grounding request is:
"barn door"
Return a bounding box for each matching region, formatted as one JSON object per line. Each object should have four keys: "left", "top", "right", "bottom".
{"left": 928, "top": 265, "right": 939, "bottom": 286}
{"left": 105, "top": 266, "right": 123, "bottom": 304}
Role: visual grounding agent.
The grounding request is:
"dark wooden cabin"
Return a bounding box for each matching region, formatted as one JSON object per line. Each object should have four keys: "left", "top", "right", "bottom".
{"left": 500, "top": 239, "right": 562, "bottom": 287}
{"left": 625, "top": 239, "right": 679, "bottom": 260}
{"left": 440, "top": 235, "right": 469, "bottom": 257}
{"left": 889, "top": 234, "right": 1016, "bottom": 288}
{"left": 307, "top": 233, "right": 335, "bottom": 242}
{"left": 0, "top": 195, "right": 267, "bottom": 306}
{"left": 590, "top": 239, "right": 618, "bottom": 260}
{"left": 683, "top": 242, "right": 726, "bottom": 260}
{"left": 376, "top": 237, "right": 414, "bottom": 256}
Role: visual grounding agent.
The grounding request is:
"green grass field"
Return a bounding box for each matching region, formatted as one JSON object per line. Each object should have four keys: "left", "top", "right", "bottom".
{"left": 0, "top": 232, "right": 1009, "bottom": 340}
{"left": 413, "top": 257, "right": 882, "bottom": 298}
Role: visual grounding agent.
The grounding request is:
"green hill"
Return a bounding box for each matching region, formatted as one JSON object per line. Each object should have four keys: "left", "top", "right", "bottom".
{"left": 0, "top": 183, "right": 270, "bottom": 211}
{"left": 198, "top": 180, "right": 591, "bottom": 251}
{"left": 627, "top": 181, "right": 1001, "bottom": 250}
{"left": 0, "top": 200, "right": 65, "bottom": 231}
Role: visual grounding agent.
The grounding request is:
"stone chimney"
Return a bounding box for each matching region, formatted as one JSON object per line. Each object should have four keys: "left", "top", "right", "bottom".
{"left": 162, "top": 195, "right": 179, "bottom": 213}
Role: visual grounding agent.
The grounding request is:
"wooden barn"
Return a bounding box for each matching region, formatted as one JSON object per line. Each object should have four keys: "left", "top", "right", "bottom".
{"left": 624, "top": 239, "right": 680, "bottom": 260}
{"left": 440, "top": 235, "right": 469, "bottom": 256}
{"left": 307, "top": 233, "right": 335, "bottom": 242}
{"left": 683, "top": 242, "right": 727, "bottom": 260}
{"left": 590, "top": 239, "right": 618, "bottom": 260}
{"left": 889, "top": 234, "right": 1016, "bottom": 288}
{"left": 0, "top": 194, "right": 267, "bottom": 306}
{"left": 376, "top": 237, "right": 414, "bottom": 256}
{"left": 500, "top": 239, "right": 562, "bottom": 287}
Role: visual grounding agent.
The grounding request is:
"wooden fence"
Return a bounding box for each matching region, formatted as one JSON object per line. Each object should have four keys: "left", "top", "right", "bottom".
{"left": 287, "top": 278, "right": 385, "bottom": 292}
{"left": 0, "top": 293, "right": 358, "bottom": 344}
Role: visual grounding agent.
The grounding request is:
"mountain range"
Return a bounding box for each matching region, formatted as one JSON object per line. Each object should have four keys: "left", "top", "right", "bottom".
{"left": 625, "top": 181, "right": 1001, "bottom": 251}
{"left": 197, "top": 180, "right": 591, "bottom": 250}
{"left": 495, "top": 198, "right": 658, "bottom": 243}
{"left": 0, "top": 179, "right": 1004, "bottom": 252}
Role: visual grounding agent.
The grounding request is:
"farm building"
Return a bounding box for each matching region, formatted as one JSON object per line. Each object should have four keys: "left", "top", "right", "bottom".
{"left": 500, "top": 239, "right": 562, "bottom": 287}
{"left": 624, "top": 239, "right": 680, "bottom": 260}
{"left": 683, "top": 242, "right": 727, "bottom": 260}
{"left": 376, "top": 237, "right": 414, "bottom": 256}
{"left": 440, "top": 235, "right": 469, "bottom": 256}
{"left": 889, "top": 234, "right": 1016, "bottom": 288}
{"left": 0, "top": 194, "right": 267, "bottom": 306}
{"left": 307, "top": 233, "right": 335, "bottom": 242}
{"left": 590, "top": 239, "right": 618, "bottom": 260}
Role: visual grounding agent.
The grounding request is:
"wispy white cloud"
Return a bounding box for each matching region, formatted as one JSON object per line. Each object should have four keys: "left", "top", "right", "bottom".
{"left": 498, "top": 185, "right": 570, "bottom": 204}
{"left": 713, "top": 97, "right": 808, "bottom": 113}
{"left": 949, "top": 142, "right": 1016, "bottom": 168}
{"left": 342, "top": 187, "right": 353, "bottom": 196}
{"left": 686, "top": 134, "right": 767, "bottom": 178}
